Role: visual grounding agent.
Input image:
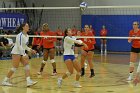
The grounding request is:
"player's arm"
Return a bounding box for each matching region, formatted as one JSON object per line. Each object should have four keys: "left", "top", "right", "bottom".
{"left": 89, "top": 33, "right": 96, "bottom": 44}
{"left": 32, "top": 38, "right": 35, "bottom": 46}
{"left": 128, "top": 31, "right": 132, "bottom": 43}
{"left": 66, "top": 36, "right": 87, "bottom": 47}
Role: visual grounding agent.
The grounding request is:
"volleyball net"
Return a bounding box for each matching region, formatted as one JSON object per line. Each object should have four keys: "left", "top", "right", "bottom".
{"left": 0, "top": 5, "right": 140, "bottom": 53}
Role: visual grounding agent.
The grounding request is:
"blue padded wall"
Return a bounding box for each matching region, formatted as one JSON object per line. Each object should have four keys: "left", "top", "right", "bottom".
{"left": 81, "top": 15, "right": 140, "bottom": 52}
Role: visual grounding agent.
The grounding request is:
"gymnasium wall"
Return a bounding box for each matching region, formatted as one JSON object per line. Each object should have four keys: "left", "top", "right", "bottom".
{"left": 81, "top": 0, "right": 140, "bottom": 52}
{"left": 82, "top": 15, "right": 140, "bottom": 52}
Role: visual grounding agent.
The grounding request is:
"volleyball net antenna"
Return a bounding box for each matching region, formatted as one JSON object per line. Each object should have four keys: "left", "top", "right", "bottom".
{"left": 0, "top": 5, "right": 140, "bottom": 53}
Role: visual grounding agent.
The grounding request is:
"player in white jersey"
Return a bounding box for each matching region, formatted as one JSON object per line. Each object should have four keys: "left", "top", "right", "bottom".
{"left": 57, "top": 28, "right": 87, "bottom": 88}
{"left": 2, "top": 23, "right": 37, "bottom": 87}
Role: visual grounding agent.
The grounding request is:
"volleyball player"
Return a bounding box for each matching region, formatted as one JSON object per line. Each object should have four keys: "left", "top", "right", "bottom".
{"left": 81, "top": 25, "right": 96, "bottom": 78}
{"left": 100, "top": 25, "right": 108, "bottom": 55}
{"left": 57, "top": 28, "right": 87, "bottom": 88}
{"left": 2, "top": 23, "right": 38, "bottom": 87}
{"left": 72, "top": 25, "right": 78, "bottom": 36}
{"left": 32, "top": 31, "right": 41, "bottom": 58}
{"left": 127, "top": 21, "right": 140, "bottom": 81}
{"left": 74, "top": 30, "right": 82, "bottom": 58}
{"left": 89, "top": 25, "right": 96, "bottom": 36}
{"left": 37, "top": 23, "right": 57, "bottom": 76}
{"left": 55, "top": 26, "right": 64, "bottom": 56}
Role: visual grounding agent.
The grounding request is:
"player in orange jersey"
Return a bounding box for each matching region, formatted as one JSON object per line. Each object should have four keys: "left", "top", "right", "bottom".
{"left": 32, "top": 31, "right": 41, "bottom": 58}
{"left": 71, "top": 25, "right": 78, "bottom": 36}
{"left": 127, "top": 21, "right": 140, "bottom": 81}
{"left": 55, "top": 27, "right": 64, "bottom": 56}
{"left": 80, "top": 25, "right": 96, "bottom": 78}
{"left": 37, "top": 23, "right": 57, "bottom": 76}
{"left": 100, "top": 25, "right": 108, "bottom": 55}
{"left": 89, "top": 25, "right": 96, "bottom": 36}
{"left": 74, "top": 30, "right": 83, "bottom": 58}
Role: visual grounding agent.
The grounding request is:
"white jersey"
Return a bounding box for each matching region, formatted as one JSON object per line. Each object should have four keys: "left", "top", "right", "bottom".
{"left": 11, "top": 32, "right": 31, "bottom": 55}
{"left": 63, "top": 36, "right": 83, "bottom": 55}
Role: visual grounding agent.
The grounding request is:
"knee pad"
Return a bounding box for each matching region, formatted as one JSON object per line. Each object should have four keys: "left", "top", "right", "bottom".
{"left": 66, "top": 71, "right": 72, "bottom": 76}
{"left": 42, "top": 60, "right": 47, "bottom": 64}
{"left": 50, "top": 59, "right": 55, "bottom": 63}
{"left": 130, "top": 62, "right": 135, "bottom": 67}
{"left": 11, "top": 67, "right": 17, "bottom": 72}
{"left": 24, "top": 64, "right": 30, "bottom": 70}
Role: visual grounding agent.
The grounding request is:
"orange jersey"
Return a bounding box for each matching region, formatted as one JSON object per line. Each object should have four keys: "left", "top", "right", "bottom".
{"left": 32, "top": 37, "right": 41, "bottom": 46}
{"left": 40, "top": 31, "right": 56, "bottom": 48}
{"left": 72, "top": 29, "right": 78, "bottom": 36}
{"left": 90, "top": 28, "right": 96, "bottom": 35}
{"left": 100, "top": 29, "right": 107, "bottom": 36}
{"left": 129, "top": 29, "right": 140, "bottom": 48}
{"left": 81, "top": 31, "right": 96, "bottom": 50}
{"left": 55, "top": 30, "right": 64, "bottom": 36}
{"left": 55, "top": 30, "right": 64, "bottom": 40}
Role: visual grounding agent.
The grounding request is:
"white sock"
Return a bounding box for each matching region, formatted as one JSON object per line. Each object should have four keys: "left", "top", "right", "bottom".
{"left": 3, "top": 77, "right": 9, "bottom": 82}
{"left": 59, "top": 77, "right": 62, "bottom": 80}
{"left": 26, "top": 76, "right": 31, "bottom": 81}
{"left": 75, "top": 81, "right": 79, "bottom": 84}
{"left": 101, "top": 44, "right": 103, "bottom": 52}
{"left": 129, "top": 73, "right": 133, "bottom": 77}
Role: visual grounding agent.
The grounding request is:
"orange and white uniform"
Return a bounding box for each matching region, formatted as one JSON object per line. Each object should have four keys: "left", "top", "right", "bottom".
{"left": 129, "top": 29, "right": 140, "bottom": 48}
{"left": 81, "top": 31, "right": 96, "bottom": 51}
{"left": 40, "top": 31, "right": 56, "bottom": 48}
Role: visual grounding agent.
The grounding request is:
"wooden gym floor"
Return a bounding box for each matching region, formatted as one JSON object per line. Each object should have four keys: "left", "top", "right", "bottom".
{"left": 0, "top": 53, "right": 140, "bottom": 93}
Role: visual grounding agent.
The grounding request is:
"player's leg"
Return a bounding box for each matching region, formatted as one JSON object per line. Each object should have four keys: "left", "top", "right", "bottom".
{"left": 101, "top": 39, "right": 103, "bottom": 55}
{"left": 104, "top": 39, "right": 107, "bottom": 55}
{"left": 133, "top": 60, "right": 140, "bottom": 85}
{"left": 127, "top": 51, "right": 137, "bottom": 81}
{"left": 38, "top": 48, "right": 49, "bottom": 75}
{"left": 73, "top": 59, "right": 82, "bottom": 88}
{"left": 49, "top": 48, "right": 57, "bottom": 75}
{"left": 58, "top": 58, "right": 74, "bottom": 88}
{"left": 21, "top": 55, "right": 37, "bottom": 87}
{"left": 81, "top": 50, "right": 87, "bottom": 76}
{"left": 2, "top": 54, "right": 20, "bottom": 86}
{"left": 87, "top": 51, "right": 95, "bottom": 78}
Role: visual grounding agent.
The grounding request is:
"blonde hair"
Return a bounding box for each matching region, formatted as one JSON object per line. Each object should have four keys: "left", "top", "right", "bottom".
{"left": 42, "top": 23, "right": 48, "bottom": 30}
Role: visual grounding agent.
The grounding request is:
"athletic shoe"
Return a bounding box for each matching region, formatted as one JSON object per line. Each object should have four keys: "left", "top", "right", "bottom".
{"left": 74, "top": 82, "right": 82, "bottom": 88}
{"left": 2, "top": 81, "right": 12, "bottom": 86}
{"left": 89, "top": 72, "right": 95, "bottom": 78}
{"left": 27, "top": 80, "right": 38, "bottom": 87}
{"left": 51, "top": 72, "right": 57, "bottom": 76}
{"left": 37, "top": 72, "right": 42, "bottom": 75}
{"left": 127, "top": 75, "right": 133, "bottom": 81}
{"left": 57, "top": 78, "right": 62, "bottom": 88}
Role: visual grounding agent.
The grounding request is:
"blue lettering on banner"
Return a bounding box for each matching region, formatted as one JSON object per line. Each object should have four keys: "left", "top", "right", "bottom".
{"left": 0, "top": 12, "right": 26, "bottom": 30}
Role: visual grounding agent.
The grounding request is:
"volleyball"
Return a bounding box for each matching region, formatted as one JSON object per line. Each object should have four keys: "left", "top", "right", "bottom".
{"left": 80, "top": 2, "right": 87, "bottom": 11}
